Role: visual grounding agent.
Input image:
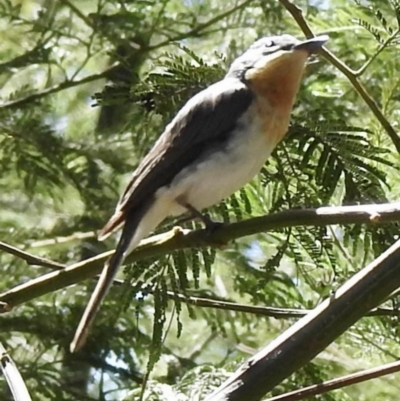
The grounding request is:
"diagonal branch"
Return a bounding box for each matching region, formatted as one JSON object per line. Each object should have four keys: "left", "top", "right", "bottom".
{"left": 204, "top": 239, "right": 400, "bottom": 401}
{"left": 0, "top": 64, "right": 118, "bottom": 110}
{"left": 59, "top": 0, "right": 93, "bottom": 28}
{"left": 278, "top": 0, "right": 400, "bottom": 154}
{"left": 166, "top": 291, "right": 399, "bottom": 319}
{"left": 112, "top": 276, "right": 400, "bottom": 319}
{"left": 354, "top": 27, "right": 400, "bottom": 76}
{"left": 0, "top": 239, "right": 396, "bottom": 319}
{"left": 1, "top": 202, "right": 400, "bottom": 310}
{"left": 0, "top": 241, "right": 64, "bottom": 269}
{"left": 265, "top": 359, "right": 400, "bottom": 401}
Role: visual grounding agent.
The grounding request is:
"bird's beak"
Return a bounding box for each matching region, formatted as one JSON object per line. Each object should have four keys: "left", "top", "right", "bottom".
{"left": 293, "top": 35, "right": 329, "bottom": 54}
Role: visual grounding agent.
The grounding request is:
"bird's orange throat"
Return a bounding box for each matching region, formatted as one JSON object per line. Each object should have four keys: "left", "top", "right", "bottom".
{"left": 245, "top": 50, "right": 309, "bottom": 144}
{"left": 246, "top": 50, "right": 308, "bottom": 110}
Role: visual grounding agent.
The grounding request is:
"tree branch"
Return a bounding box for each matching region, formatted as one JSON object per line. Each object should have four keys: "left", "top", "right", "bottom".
{"left": 204, "top": 239, "right": 400, "bottom": 401}
{"left": 278, "top": 0, "right": 400, "bottom": 154}
{"left": 354, "top": 28, "right": 400, "bottom": 76}
{"left": 59, "top": 0, "right": 94, "bottom": 28}
{"left": 149, "top": 0, "right": 255, "bottom": 50}
{"left": 0, "top": 240, "right": 396, "bottom": 319}
{"left": 1, "top": 202, "right": 400, "bottom": 310}
{"left": 1, "top": 0, "right": 255, "bottom": 110}
{"left": 265, "top": 360, "right": 400, "bottom": 401}
{"left": 0, "top": 241, "right": 64, "bottom": 269}
{"left": 0, "top": 64, "right": 118, "bottom": 110}
{"left": 107, "top": 275, "right": 400, "bottom": 319}
{"left": 27, "top": 232, "right": 96, "bottom": 249}
{"left": 164, "top": 291, "right": 400, "bottom": 319}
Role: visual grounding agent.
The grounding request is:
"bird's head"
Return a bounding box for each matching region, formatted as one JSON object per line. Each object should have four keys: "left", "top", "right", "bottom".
{"left": 227, "top": 34, "right": 328, "bottom": 80}
{"left": 227, "top": 34, "right": 328, "bottom": 111}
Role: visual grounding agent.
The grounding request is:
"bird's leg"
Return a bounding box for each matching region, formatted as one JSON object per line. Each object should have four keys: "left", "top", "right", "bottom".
{"left": 175, "top": 198, "right": 223, "bottom": 233}
{"left": 174, "top": 214, "right": 195, "bottom": 226}
{"left": 185, "top": 204, "right": 216, "bottom": 229}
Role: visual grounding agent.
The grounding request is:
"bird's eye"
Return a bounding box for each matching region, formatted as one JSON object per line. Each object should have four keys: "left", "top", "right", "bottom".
{"left": 281, "top": 44, "right": 293, "bottom": 51}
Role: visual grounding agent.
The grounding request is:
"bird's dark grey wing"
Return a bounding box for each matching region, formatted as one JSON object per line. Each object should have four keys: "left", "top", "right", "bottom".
{"left": 100, "top": 77, "right": 253, "bottom": 236}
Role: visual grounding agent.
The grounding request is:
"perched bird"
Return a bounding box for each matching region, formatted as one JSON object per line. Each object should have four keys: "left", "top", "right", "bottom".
{"left": 70, "top": 34, "right": 328, "bottom": 352}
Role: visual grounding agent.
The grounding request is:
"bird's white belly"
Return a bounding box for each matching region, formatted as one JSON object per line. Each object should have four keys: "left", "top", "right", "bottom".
{"left": 177, "top": 135, "right": 269, "bottom": 211}
{"left": 155, "top": 105, "right": 280, "bottom": 216}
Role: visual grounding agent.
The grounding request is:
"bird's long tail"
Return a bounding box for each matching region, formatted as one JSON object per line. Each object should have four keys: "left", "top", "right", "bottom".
{"left": 70, "top": 204, "right": 152, "bottom": 353}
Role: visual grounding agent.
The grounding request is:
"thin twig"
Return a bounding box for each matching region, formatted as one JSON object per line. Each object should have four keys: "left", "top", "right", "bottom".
{"left": 1, "top": 0, "right": 254, "bottom": 110}
{"left": 264, "top": 359, "right": 400, "bottom": 401}
{"left": 278, "top": 0, "right": 400, "bottom": 154}
{"left": 167, "top": 292, "right": 400, "bottom": 319}
{"left": 1, "top": 202, "right": 400, "bottom": 309}
{"left": 0, "top": 64, "right": 118, "bottom": 110}
{"left": 27, "top": 231, "right": 97, "bottom": 249}
{"left": 59, "top": 0, "right": 94, "bottom": 28}
{"left": 355, "top": 28, "right": 400, "bottom": 76}
{"left": 148, "top": 0, "right": 255, "bottom": 50}
{"left": 0, "top": 241, "right": 64, "bottom": 269}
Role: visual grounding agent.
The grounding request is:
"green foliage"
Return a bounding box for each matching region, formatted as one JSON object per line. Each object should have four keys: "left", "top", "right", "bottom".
{"left": 123, "top": 365, "right": 229, "bottom": 401}
{"left": 94, "top": 46, "right": 225, "bottom": 123}
{"left": 1, "top": 0, "right": 400, "bottom": 400}
{"left": 354, "top": 0, "right": 400, "bottom": 42}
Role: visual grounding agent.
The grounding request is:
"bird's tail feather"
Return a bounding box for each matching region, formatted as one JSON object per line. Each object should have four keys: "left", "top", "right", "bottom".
{"left": 70, "top": 205, "right": 150, "bottom": 353}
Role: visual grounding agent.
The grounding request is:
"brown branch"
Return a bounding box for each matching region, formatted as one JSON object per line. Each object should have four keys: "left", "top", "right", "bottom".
{"left": 59, "top": 0, "right": 93, "bottom": 28}
{"left": 165, "top": 291, "right": 400, "bottom": 319}
{"left": 0, "top": 241, "right": 64, "bottom": 269}
{"left": 278, "top": 0, "right": 400, "bottom": 154}
{"left": 204, "top": 239, "right": 400, "bottom": 401}
{"left": 265, "top": 359, "right": 400, "bottom": 401}
{"left": 1, "top": 202, "right": 400, "bottom": 311}
{"left": 27, "top": 231, "right": 96, "bottom": 249}
{"left": 0, "top": 64, "right": 118, "bottom": 110}
{"left": 0, "top": 241, "right": 396, "bottom": 318}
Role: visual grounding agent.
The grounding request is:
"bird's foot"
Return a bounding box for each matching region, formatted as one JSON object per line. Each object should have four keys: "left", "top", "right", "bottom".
{"left": 199, "top": 214, "right": 228, "bottom": 249}
{"left": 201, "top": 213, "right": 224, "bottom": 234}
{"left": 175, "top": 198, "right": 227, "bottom": 246}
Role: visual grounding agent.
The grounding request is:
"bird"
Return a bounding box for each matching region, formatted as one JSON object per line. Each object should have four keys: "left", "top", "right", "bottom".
{"left": 70, "top": 34, "right": 329, "bottom": 352}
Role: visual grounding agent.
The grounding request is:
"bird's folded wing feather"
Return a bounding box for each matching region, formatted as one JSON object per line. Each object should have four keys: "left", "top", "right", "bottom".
{"left": 100, "top": 78, "right": 253, "bottom": 237}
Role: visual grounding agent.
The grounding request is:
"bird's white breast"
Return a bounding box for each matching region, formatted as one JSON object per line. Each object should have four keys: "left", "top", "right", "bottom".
{"left": 155, "top": 101, "right": 286, "bottom": 216}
